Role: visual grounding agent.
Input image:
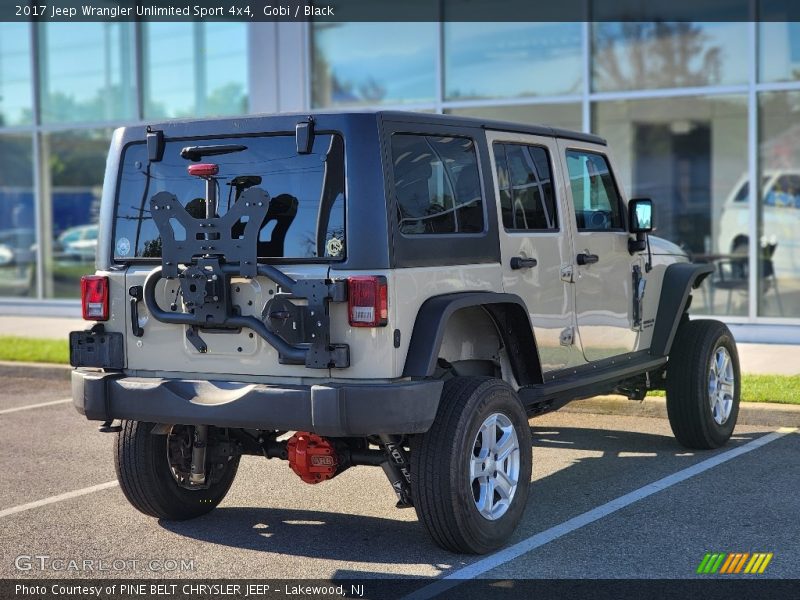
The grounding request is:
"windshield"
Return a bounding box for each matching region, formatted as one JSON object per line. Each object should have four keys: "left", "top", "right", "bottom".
{"left": 113, "top": 133, "right": 345, "bottom": 260}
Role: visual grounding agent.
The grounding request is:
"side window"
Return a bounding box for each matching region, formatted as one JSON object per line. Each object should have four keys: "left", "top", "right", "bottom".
{"left": 766, "top": 174, "right": 800, "bottom": 207}
{"left": 391, "top": 134, "right": 484, "bottom": 235}
{"left": 565, "top": 150, "right": 624, "bottom": 231}
{"left": 493, "top": 143, "right": 558, "bottom": 231}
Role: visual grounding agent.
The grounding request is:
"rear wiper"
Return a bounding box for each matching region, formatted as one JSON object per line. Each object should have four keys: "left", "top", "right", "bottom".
{"left": 180, "top": 144, "right": 247, "bottom": 162}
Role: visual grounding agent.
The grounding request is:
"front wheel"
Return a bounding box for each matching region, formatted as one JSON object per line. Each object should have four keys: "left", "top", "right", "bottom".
{"left": 115, "top": 421, "right": 240, "bottom": 520}
{"left": 666, "top": 319, "right": 741, "bottom": 449}
{"left": 411, "top": 377, "right": 532, "bottom": 554}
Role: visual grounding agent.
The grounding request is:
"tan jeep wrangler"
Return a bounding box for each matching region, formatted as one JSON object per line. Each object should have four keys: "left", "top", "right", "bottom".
{"left": 71, "top": 111, "right": 739, "bottom": 554}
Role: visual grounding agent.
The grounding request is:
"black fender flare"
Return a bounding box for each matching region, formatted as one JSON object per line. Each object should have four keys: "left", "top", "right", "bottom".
{"left": 649, "top": 262, "right": 714, "bottom": 357}
{"left": 402, "top": 292, "right": 542, "bottom": 385}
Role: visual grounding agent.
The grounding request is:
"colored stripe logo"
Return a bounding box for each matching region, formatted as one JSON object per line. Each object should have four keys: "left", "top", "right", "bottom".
{"left": 696, "top": 552, "right": 773, "bottom": 574}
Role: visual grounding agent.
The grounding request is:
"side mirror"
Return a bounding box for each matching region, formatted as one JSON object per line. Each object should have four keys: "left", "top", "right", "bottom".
{"left": 628, "top": 198, "right": 653, "bottom": 254}
{"left": 629, "top": 198, "right": 653, "bottom": 233}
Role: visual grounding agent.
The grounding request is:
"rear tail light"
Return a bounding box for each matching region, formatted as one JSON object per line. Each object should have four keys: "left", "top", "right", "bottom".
{"left": 81, "top": 275, "right": 109, "bottom": 321}
{"left": 347, "top": 276, "right": 388, "bottom": 327}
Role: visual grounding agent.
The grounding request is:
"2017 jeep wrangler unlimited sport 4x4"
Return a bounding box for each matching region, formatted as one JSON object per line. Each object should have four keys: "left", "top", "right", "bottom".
{"left": 71, "top": 111, "right": 739, "bottom": 554}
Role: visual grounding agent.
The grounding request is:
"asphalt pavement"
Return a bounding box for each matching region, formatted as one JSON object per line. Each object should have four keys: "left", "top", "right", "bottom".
{"left": 1, "top": 375, "right": 797, "bottom": 588}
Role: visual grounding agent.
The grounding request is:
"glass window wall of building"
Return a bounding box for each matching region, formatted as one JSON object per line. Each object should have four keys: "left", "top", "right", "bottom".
{"left": 311, "top": 19, "right": 800, "bottom": 323}
{"left": 592, "top": 22, "right": 749, "bottom": 92}
{"left": 593, "top": 95, "right": 749, "bottom": 316}
{"left": 445, "top": 23, "right": 582, "bottom": 100}
{"left": 311, "top": 22, "right": 437, "bottom": 107}
{"left": 0, "top": 23, "right": 33, "bottom": 127}
{"left": 143, "top": 22, "right": 248, "bottom": 118}
{"left": 0, "top": 134, "right": 35, "bottom": 298}
{"left": 758, "top": 91, "right": 800, "bottom": 318}
{"left": 39, "top": 23, "right": 136, "bottom": 124}
{"left": 0, "top": 22, "right": 251, "bottom": 302}
{"left": 41, "top": 129, "right": 112, "bottom": 299}
{"left": 2, "top": 19, "right": 800, "bottom": 328}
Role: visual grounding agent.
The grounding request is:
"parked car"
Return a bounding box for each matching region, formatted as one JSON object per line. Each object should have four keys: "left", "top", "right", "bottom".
{"left": 0, "top": 228, "right": 35, "bottom": 266}
{"left": 70, "top": 112, "right": 738, "bottom": 554}
{"left": 57, "top": 224, "right": 98, "bottom": 262}
{"left": 718, "top": 169, "right": 800, "bottom": 277}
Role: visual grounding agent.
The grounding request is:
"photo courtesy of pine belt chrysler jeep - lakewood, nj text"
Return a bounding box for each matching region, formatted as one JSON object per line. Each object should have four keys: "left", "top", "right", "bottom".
{"left": 70, "top": 111, "right": 739, "bottom": 554}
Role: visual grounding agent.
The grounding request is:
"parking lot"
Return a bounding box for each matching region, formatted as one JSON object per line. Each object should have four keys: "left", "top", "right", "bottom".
{"left": 1, "top": 374, "right": 798, "bottom": 588}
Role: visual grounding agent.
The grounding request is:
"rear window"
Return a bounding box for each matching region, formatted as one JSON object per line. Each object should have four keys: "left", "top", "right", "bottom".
{"left": 113, "top": 133, "right": 345, "bottom": 260}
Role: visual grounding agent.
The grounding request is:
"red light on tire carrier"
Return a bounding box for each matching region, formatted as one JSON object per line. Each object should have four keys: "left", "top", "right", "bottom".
{"left": 347, "top": 276, "right": 388, "bottom": 327}
{"left": 81, "top": 275, "right": 109, "bottom": 321}
{"left": 187, "top": 163, "right": 219, "bottom": 178}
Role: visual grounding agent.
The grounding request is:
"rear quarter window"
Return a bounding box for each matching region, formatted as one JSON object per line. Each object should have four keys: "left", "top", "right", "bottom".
{"left": 391, "top": 134, "right": 484, "bottom": 235}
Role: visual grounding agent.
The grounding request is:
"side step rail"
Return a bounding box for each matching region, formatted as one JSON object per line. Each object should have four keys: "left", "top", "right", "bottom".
{"left": 519, "top": 353, "right": 668, "bottom": 415}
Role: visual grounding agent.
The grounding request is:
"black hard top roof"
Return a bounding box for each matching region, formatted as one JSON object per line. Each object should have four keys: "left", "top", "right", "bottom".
{"left": 376, "top": 110, "right": 606, "bottom": 145}
{"left": 131, "top": 109, "right": 606, "bottom": 146}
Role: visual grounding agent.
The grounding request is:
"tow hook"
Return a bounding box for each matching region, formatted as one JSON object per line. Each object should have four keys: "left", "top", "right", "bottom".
{"left": 189, "top": 425, "right": 208, "bottom": 485}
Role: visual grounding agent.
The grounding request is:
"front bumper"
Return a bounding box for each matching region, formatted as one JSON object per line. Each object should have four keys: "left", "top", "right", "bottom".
{"left": 71, "top": 370, "right": 443, "bottom": 436}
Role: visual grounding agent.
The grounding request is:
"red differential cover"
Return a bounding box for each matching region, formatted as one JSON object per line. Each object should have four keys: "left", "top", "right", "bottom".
{"left": 287, "top": 432, "right": 338, "bottom": 484}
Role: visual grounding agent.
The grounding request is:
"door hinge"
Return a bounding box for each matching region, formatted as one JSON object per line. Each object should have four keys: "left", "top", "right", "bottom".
{"left": 559, "top": 327, "right": 574, "bottom": 346}
{"left": 560, "top": 265, "right": 573, "bottom": 283}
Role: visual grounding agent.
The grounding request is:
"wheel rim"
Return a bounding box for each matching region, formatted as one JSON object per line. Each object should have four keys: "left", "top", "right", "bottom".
{"left": 708, "top": 346, "right": 735, "bottom": 426}
{"left": 469, "top": 412, "right": 520, "bottom": 521}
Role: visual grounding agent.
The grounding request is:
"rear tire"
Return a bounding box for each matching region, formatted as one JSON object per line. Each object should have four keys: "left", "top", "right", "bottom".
{"left": 411, "top": 377, "right": 532, "bottom": 554}
{"left": 115, "top": 420, "right": 239, "bottom": 520}
{"left": 666, "top": 320, "right": 741, "bottom": 449}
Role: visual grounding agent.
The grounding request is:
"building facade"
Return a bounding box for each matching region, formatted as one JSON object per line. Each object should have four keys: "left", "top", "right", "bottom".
{"left": 1, "top": 21, "right": 799, "bottom": 341}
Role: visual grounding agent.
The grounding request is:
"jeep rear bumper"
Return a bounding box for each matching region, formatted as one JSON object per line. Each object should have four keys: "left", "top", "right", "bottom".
{"left": 71, "top": 370, "right": 443, "bottom": 436}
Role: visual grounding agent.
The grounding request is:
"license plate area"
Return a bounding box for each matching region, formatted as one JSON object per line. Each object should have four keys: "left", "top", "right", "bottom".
{"left": 69, "top": 327, "right": 124, "bottom": 369}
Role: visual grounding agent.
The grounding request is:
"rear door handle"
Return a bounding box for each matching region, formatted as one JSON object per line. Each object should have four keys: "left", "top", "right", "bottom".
{"left": 576, "top": 253, "right": 599, "bottom": 266}
{"left": 510, "top": 256, "right": 538, "bottom": 270}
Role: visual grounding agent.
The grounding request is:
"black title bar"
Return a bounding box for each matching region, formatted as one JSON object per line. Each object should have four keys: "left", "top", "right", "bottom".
{"left": 4, "top": 0, "right": 800, "bottom": 22}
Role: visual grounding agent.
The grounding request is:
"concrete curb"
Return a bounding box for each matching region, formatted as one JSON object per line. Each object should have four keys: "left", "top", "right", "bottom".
{"left": 561, "top": 395, "right": 800, "bottom": 427}
{"left": 0, "top": 361, "right": 71, "bottom": 381}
